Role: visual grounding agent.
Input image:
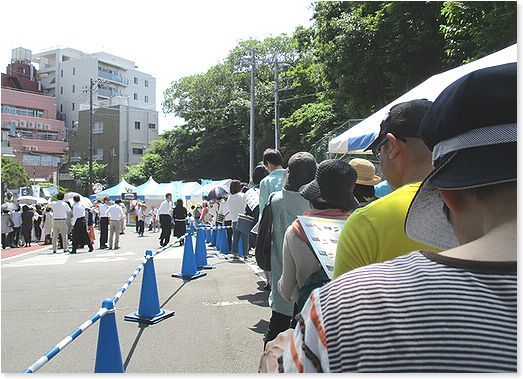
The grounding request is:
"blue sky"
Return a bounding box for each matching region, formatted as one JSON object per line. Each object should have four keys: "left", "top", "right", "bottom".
{"left": 0, "top": 0, "right": 314, "bottom": 132}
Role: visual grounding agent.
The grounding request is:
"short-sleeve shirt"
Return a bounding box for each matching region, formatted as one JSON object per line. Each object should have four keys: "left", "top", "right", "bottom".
{"left": 258, "top": 168, "right": 286, "bottom": 216}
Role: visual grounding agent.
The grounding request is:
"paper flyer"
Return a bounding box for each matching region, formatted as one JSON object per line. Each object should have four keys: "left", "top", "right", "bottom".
{"left": 297, "top": 215, "right": 347, "bottom": 280}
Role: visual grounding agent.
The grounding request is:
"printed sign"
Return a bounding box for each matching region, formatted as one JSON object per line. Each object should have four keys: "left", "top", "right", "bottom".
{"left": 297, "top": 215, "right": 347, "bottom": 280}
{"left": 121, "top": 192, "right": 137, "bottom": 200}
{"left": 42, "top": 186, "right": 59, "bottom": 197}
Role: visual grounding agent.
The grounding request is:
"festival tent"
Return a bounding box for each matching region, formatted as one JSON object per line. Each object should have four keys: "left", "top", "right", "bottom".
{"left": 328, "top": 44, "right": 517, "bottom": 154}
{"left": 134, "top": 177, "right": 161, "bottom": 200}
{"left": 181, "top": 182, "right": 202, "bottom": 200}
{"left": 89, "top": 179, "right": 136, "bottom": 201}
{"left": 195, "top": 179, "right": 232, "bottom": 198}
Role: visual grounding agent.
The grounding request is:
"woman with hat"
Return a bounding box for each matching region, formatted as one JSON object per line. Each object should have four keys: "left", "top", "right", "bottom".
{"left": 348, "top": 158, "right": 381, "bottom": 206}
{"left": 277, "top": 159, "right": 359, "bottom": 314}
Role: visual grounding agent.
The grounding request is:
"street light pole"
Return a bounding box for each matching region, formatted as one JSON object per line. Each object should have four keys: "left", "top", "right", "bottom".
{"left": 249, "top": 49, "right": 256, "bottom": 181}
{"left": 274, "top": 57, "right": 280, "bottom": 150}
{"left": 88, "top": 78, "right": 94, "bottom": 196}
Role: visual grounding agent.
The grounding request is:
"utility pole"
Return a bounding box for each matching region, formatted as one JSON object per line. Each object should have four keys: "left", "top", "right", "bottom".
{"left": 88, "top": 78, "right": 94, "bottom": 196}
{"left": 274, "top": 57, "right": 280, "bottom": 150}
{"left": 249, "top": 49, "right": 256, "bottom": 181}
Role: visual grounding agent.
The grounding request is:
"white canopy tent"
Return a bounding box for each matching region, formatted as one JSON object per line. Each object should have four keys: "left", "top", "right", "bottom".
{"left": 134, "top": 177, "right": 162, "bottom": 200}
{"left": 328, "top": 44, "right": 517, "bottom": 154}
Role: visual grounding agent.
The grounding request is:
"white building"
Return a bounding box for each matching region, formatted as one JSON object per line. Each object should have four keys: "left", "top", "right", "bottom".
{"left": 32, "top": 48, "right": 157, "bottom": 135}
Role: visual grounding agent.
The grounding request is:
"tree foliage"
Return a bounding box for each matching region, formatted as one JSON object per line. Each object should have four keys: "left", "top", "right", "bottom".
{"left": 1, "top": 156, "right": 30, "bottom": 189}
{"left": 126, "top": 1, "right": 516, "bottom": 183}
{"left": 69, "top": 162, "right": 111, "bottom": 196}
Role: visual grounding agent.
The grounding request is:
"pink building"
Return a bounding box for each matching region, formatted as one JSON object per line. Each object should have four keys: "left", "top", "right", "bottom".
{"left": 1, "top": 51, "right": 68, "bottom": 181}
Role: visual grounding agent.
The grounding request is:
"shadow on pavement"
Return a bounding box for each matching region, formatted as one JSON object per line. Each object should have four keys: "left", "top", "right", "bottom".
{"left": 237, "top": 292, "right": 268, "bottom": 308}
{"left": 249, "top": 319, "right": 269, "bottom": 335}
{"left": 161, "top": 281, "right": 187, "bottom": 308}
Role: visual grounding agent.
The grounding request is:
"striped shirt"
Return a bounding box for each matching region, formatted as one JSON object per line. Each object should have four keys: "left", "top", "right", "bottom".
{"left": 282, "top": 251, "right": 516, "bottom": 373}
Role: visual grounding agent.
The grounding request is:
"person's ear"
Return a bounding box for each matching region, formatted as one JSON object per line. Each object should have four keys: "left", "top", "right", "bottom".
{"left": 438, "top": 188, "right": 465, "bottom": 214}
{"left": 385, "top": 133, "right": 403, "bottom": 160}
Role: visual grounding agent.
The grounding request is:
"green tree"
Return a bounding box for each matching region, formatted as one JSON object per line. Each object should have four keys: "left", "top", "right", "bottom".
{"left": 440, "top": 1, "right": 517, "bottom": 65}
{"left": 69, "top": 162, "right": 111, "bottom": 196}
{"left": 1, "top": 156, "right": 30, "bottom": 189}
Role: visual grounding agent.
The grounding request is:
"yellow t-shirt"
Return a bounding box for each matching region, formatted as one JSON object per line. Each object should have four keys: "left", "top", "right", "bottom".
{"left": 333, "top": 182, "right": 440, "bottom": 279}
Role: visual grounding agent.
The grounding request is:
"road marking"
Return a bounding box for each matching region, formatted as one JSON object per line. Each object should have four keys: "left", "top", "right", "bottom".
{"left": 78, "top": 257, "right": 127, "bottom": 264}
{"left": 1, "top": 246, "right": 51, "bottom": 262}
{"left": 2, "top": 254, "right": 70, "bottom": 268}
{"left": 93, "top": 251, "right": 135, "bottom": 258}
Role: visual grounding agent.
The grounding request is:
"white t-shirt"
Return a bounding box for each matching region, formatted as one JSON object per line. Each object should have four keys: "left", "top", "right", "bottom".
{"left": 51, "top": 200, "right": 70, "bottom": 220}
{"left": 158, "top": 200, "right": 173, "bottom": 216}
{"left": 226, "top": 193, "right": 247, "bottom": 222}
{"left": 107, "top": 204, "right": 124, "bottom": 221}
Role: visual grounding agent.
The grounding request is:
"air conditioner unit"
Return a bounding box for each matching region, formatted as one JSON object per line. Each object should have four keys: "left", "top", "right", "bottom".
{"left": 11, "top": 120, "right": 18, "bottom": 127}
{"left": 44, "top": 124, "right": 51, "bottom": 130}
{"left": 19, "top": 120, "right": 26, "bottom": 127}
{"left": 27, "top": 121, "right": 34, "bottom": 128}
{"left": 36, "top": 122, "right": 43, "bottom": 129}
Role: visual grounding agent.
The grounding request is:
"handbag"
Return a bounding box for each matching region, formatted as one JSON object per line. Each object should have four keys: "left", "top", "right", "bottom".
{"left": 254, "top": 193, "right": 276, "bottom": 271}
{"left": 237, "top": 214, "right": 255, "bottom": 234}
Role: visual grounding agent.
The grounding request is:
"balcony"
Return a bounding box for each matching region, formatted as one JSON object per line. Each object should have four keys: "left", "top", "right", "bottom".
{"left": 98, "top": 87, "right": 124, "bottom": 98}
{"left": 98, "top": 69, "right": 129, "bottom": 86}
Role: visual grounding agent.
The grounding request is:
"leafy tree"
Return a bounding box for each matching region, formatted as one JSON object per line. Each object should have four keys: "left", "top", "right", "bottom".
{"left": 440, "top": 1, "right": 517, "bottom": 65}
{"left": 69, "top": 162, "right": 111, "bottom": 196}
{"left": 1, "top": 156, "right": 30, "bottom": 189}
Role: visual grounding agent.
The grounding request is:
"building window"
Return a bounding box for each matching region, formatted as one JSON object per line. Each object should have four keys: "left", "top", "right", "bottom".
{"left": 72, "top": 102, "right": 75, "bottom": 111}
{"left": 60, "top": 69, "right": 63, "bottom": 77}
{"left": 72, "top": 67, "right": 76, "bottom": 75}
{"left": 144, "top": 95, "right": 149, "bottom": 103}
{"left": 72, "top": 84, "right": 75, "bottom": 93}
{"left": 133, "top": 93, "right": 138, "bottom": 100}
{"left": 134, "top": 77, "right": 138, "bottom": 84}
{"left": 134, "top": 121, "right": 141, "bottom": 130}
{"left": 93, "top": 122, "right": 104, "bottom": 134}
{"left": 60, "top": 87, "right": 63, "bottom": 95}
{"left": 144, "top": 79, "right": 149, "bottom": 87}
{"left": 1, "top": 105, "right": 43, "bottom": 118}
{"left": 148, "top": 123, "right": 156, "bottom": 129}
{"left": 93, "top": 148, "right": 103, "bottom": 160}
{"left": 132, "top": 148, "right": 143, "bottom": 155}
{"left": 111, "top": 147, "right": 116, "bottom": 156}
{"left": 72, "top": 120, "right": 76, "bottom": 128}
{"left": 60, "top": 104, "right": 63, "bottom": 112}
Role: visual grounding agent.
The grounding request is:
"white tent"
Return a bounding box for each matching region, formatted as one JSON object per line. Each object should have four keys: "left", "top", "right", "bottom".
{"left": 89, "top": 179, "right": 136, "bottom": 200}
{"left": 181, "top": 182, "right": 202, "bottom": 200}
{"left": 134, "top": 177, "right": 161, "bottom": 200}
{"left": 328, "top": 44, "right": 517, "bottom": 154}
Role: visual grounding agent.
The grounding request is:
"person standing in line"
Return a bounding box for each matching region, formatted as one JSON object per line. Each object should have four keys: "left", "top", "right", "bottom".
{"left": 173, "top": 198, "right": 188, "bottom": 245}
{"left": 258, "top": 149, "right": 286, "bottom": 289}
{"left": 158, "top": 193, "right": 173, "bottom": 247}
{"left": 51, "top": 193, "right": 70, "bottom": 253}
{"left": 70, "top": 195, "right": 93, "bottom": 254}
{"left": 108, "top": 199, "right": 124, "bottom": 250}
{"left": 10, "top": 205, "right": 22, "bottom": 248}
{"left": 119, "top": 201, "right": 127, "bottom": 234}
{"left": 228, "top": 180, "right": 247, "bottom": 259}
{"left": 2, "top": 209, "right": 13, "bottom": 249}
{"left": 86, "top": 206, "right": 96, "bottom": 244}
{"left": 98, "top": 197, "right": 110, "bottom": 249}
{"left": 348, "top": 158, "right": 381, "bottom": 206}
{"left": 242, "top": 164, "right": 269, "bottom": 253}
{"left": 264, "top": 152, "right": 317, "bottom": 348}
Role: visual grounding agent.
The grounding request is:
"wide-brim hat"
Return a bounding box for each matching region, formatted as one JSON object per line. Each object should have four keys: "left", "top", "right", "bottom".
{"left": 349, "top": 158, "right": 381, "bottom": 186}
{"left": 405, "top": 63, "right": 516, "bottom": 250}
{"left": 300, "top": 159, "right": 359, "bottom": 210}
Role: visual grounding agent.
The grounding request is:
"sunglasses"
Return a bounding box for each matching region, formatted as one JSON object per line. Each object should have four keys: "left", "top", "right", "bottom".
{"left": 372, "top": 136, "right": 407, "bottom": 159}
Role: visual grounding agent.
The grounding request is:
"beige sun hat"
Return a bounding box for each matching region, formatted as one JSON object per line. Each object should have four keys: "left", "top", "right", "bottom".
{"left": 348, "top": 158, "right": 381, "bottom": 186}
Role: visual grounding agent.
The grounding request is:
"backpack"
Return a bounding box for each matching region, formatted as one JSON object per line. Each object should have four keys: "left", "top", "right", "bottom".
{"left": 297, "top": 268, "right": 330, "bottom": 313}
{"left": 254, "top": 193, "right": 276, "bottom": 271}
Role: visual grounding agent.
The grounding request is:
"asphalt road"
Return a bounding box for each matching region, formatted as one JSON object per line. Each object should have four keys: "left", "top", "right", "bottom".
{"left": 1, "top": 227, "right": 271, "bottom": 373}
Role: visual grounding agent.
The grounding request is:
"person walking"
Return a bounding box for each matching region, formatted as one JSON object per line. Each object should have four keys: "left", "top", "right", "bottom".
{"left": 42, "top": 206, "right": 53, "bottom": 245}
{"left": 107, "top": 200, "right": 124, "bottom": 250}
{"left": 51, "top": 193, "right": 70, "bottom": 253}
{"left": 158, "top": 193, "right": 173, "bottom": 247}
{"left": 20, "top": 205, "right": 34, "bottom": 247}
{"left": 70, "top": 195, "right": 93, "bottom": 254}
{"left": 137, "top": 203, "right": 147, "bottom": 237}
{"left": 98, "top": 197, "right": 110, "bottom": 249}
{"left": 173, "top": 199, "right": 187, "bottom": 245}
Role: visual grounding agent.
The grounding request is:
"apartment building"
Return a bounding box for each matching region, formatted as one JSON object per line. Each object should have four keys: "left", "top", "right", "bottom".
{"left": 1, "top": 48, "right": 67, "bottom": 181}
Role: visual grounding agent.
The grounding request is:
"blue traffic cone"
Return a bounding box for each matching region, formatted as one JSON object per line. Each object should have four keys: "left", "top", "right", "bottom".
{"left": 195, "top": 227, "right": 214, "bottom": 270}
{"left": 94, "top": 299, "right": 124, "bottom": 373}
{"left": 124, "top": 250, "right": 175, "bottom": 325}
{"left": 211, "top": 227, "right": 217, "bottom": 247}
{"left": 189, "top": 222, "right": 195, "bottom": 235}
{"left": 205, "top": 227, "right": 211, "bottom": 244}
{"left": 172, "top": 230, "right": 206, "bottom": 281}
{"left": 222, "top": 227, "right": 230, "bottom": 254}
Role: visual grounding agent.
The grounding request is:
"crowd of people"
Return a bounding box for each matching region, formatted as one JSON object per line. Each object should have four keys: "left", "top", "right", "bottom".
{"left": 0, "top": 63, "right": 515, "bottom": 372}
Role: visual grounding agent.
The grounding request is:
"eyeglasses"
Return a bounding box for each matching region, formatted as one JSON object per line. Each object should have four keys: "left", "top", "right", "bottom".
{"left": 372, "top": 136, "right": 407, "bottom": 159}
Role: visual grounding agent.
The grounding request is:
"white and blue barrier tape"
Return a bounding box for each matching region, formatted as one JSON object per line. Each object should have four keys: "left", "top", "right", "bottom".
{"left": 22, "top": 235, "right": 186, "bottom": 373}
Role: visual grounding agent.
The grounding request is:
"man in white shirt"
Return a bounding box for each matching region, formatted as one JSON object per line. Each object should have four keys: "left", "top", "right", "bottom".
{"left": 51, "top": 193, "right": 71, "bottom": 253}
{"left": 9, "top": 206, "right": 22, "bottom": 247}
{"left": 158, "top": 193, "right": 173, "bottom": 247}
{"left": 98, "top": 196, "right": 110, "bottom": 249}
{"left": 108, "top": 199, "right": 124, "bottom": 250}
{"left": 71, "top": 195, "right": 93, "bottom": 254}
